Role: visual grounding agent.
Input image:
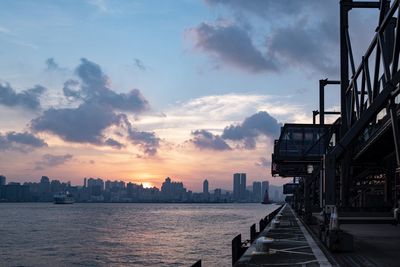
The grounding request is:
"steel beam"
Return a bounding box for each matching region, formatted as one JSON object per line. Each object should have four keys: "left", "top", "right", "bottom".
{"left": 342, "top": 1, "right": 382, "bottom": 9}
{"left": 340, "top": 0, "right": 350, "bottom": 134}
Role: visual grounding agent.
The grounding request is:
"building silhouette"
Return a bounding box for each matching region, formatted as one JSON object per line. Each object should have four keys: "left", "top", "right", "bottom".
{"left": 252, "top": 181, "right": 262, "bottom": 202}
{"left": 233, "top": 173, "right": 247, "bottom": 201}
{"left": 262, "top": 181, "right": 269, "bottom": 201}
{"left": 0, "top": 175, "right": 6, "bottom": 186}
{"left": 233, "top": 173, "right": 241, "bottom": 200}
{"left": 203, "top": 179, "right": 209, "bottom": 194}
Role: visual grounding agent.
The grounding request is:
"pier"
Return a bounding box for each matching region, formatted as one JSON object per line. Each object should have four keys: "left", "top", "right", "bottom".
{"left": 262, "top": 0, "right": 400, "bottom": 266}
{"left": 234, "top": 204, "right": 334, "bottom": 266}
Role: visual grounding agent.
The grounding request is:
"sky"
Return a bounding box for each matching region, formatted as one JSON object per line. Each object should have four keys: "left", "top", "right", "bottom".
{"left": 0, "top": 0, "right": 380, "bottom": 191}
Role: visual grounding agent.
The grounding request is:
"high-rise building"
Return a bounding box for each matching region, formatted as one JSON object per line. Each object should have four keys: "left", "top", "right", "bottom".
{"left": 233, "top": 173, "right": 241, "bottom": 200}
{"left": 252, "top": 181, "right": 262, "bottom": 202}
{"left": 0, "top": 175, "right": 6, "bottom": 186}
{"left": 39, "top": 176, "right": 50, "bottom": 194}
{"left": 262, "top": 181, "right": 269, "bottom": 200}
{"left": 233, "top": 173, "right": 247, "bottom": 201}
{"left": 203, "top": 179, "right": 209, "bottom": 194}
{"left": 240, "top": 173, "right": 246, "bottom": 200}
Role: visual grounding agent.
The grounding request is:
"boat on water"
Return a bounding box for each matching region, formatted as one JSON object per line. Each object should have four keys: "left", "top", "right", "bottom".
{"left": 54, "top": 192, "right": 75, "bottom": 204}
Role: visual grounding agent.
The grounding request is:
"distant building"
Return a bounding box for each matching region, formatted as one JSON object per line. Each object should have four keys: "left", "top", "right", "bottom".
{"left": 233, "top": 173, "right": 241, "bottom": 200}
{"left": 214, "top": 188, "right": 222, "bottom": 201}
{"left": 240, "top": 173, "right": 246, "bottom": 200}
{"left": 0, "top": 175, "right": 6, "bottom": 186}
{"left": 262, "top": 181, "right": 269, "bottom": 201}
{"left": 39, "top": 176, "right": 50, "bottom": 194}
{"left": 3, "top": 183, "right": 30, "bottom": 202}
{"left": 252, "top": 181, "right": 262, "bottom": 202}
{"left": 161, "top": 177, "right": 187, "bottom": 201}
{"left": 203, "top": 179, "right": 209, "bottom": 194}
{"left": 87, "top": 178, "right": 104, "bottom": 198}
{"left": 233, "top": 173, "right": 247, "bottom": 201}
{"left": 105, "top": 180, "right": 125, "bottom": 191}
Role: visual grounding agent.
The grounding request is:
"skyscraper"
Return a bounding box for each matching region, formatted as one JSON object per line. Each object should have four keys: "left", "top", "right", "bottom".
{"left": 252, "top": 181, "right": 262, "bottom": 202}
{"left": 0, "top": 175, "right": 6, "bottom": 186}
{"left": 39, "top": 176, "right": 50, "bottom": 194}
{"left": 203, "top": 179, "right": 209, "bottom": 194}
{"left": 233, "top": 173, "right": 241, "bottom": 200}
{"left": 262, "top": 181, "right": 269, "bottom": 202}
{"left": 240, "top": 173, "right": 246, "bottom": 200}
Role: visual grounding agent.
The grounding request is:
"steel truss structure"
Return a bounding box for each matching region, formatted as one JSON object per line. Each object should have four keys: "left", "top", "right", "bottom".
{"left": 272, "top": 0, "right": 400, "bottom": 251}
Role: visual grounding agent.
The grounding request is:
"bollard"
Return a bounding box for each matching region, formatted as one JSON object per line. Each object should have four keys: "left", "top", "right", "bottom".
{"left": 191, "top": 260, "right": 201, "bottom": 267}
{"left": 250, "top": 223, "right": 257, "bottom": 243}
{"left": 259, "top": 219, "right": 265, "bottom": 232}
{"left": 232, "top": 234, "right": 243, "bottom": 265}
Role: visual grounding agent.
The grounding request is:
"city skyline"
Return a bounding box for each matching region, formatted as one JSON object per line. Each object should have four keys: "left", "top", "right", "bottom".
{"left": 0, "top": 173, "right": 278, "bottom": 194}
{"left": 0, "top": 1, "right": 374, "bottom": 189}
{"left": 0, "top": 173, "right": 283, "bottom": 203}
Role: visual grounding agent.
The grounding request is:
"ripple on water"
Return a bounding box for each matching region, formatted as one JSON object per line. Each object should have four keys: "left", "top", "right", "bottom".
{"left": 0, "top": 203, "right": 277, "bottom": 266}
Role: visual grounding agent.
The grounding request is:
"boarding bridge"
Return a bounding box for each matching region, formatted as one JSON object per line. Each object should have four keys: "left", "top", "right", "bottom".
{"left": 271, "top": 124, "right": 336, "bottom": 177}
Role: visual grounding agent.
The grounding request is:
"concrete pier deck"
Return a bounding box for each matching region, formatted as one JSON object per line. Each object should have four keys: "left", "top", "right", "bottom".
{"left": 328, "top": 224, "right": 400, "bottom": 267}
{"left": 235, "top": 205, "right": 334, "bottom": 266}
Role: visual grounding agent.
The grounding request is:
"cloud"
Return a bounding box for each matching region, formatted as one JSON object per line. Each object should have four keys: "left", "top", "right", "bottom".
{"left": 45, "top": 57, "right": 65, "bottom": 72}
{"left": 0, "top": 25, "right": 10, "bottom": 34}
{"left": 190, "top": 129, "right": 231, "bottom": 151}
{"left": 192, "top": 1, "right": 340, "bottom": 75}
{"left": 88, "top": 0, "right": 109, "bottom": 13}
{"left": 222, "top": 111, "right": 281, "bottom": 149}
{"left": 204, "top": 0, "right": 320, "bottom": 18}
{"left": 267, "top": 19, "right": 338, "bottom": 76}
{"left": 31, "top": 103, "right": 122, "bottom": 144}
{"left": 187, "top": 22, "right": 277, "bottom": 73}
{"left": 35, "top": 153, "right": 73, "bottom": 170}
{"left": 63, "top": 58, "right": 149, "bottom": 112}
{"left": 105, "top": 138, "right": 124, "bottom": 149}
{"left": 134, "top": 58, "right": 146, "bottom": 71}
{"left": 0, "top": 131, "right": 47, "bottom": 152}
{"left": 255, "top": 157, "right": 270, "bottom": 168}
{"left": 0, "top": 82, "right": 46, "bottom": 110}
{"left": 122, "top": 115, "right": 160, "bottom": 156}
{"left": 31, "top": 58, "right": 158, "bottom": 156}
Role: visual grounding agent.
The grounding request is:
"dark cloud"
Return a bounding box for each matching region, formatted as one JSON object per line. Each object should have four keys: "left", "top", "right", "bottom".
{"left": 122, "top": 115, "right": 160, "bottom": 156}
{"left": 204, "top": 0, "right": 321, "bottom": 18}
{"left": 45, "top": 57, "right": 63, "bottom": 72}
{"left": 134, "top": 58, "right": 146, "bottom": 71}
{"left": 188, "top": 22, "right": 277, "bottom": 73}
{"left": 105, "top": 138, "right": 124, "bottom": 149}
{"left": 35, "top": 153, "right": 73, "bottom": 170}
{"left": 255, "top": 157, "right": 270, "bottom": 168}
{"left": 31, "top": 58, "right": 157, "bottom": 156}
{"left": 0, "top": 82, "right": 46, "bottom": 110}
{"left": 193, "top": 1, "right": 340, "bottom": 75}
{"left": 222, "top": 111, "right": 280, "bottom": 149}
{"left": 0, "top": 131, "right": 47, "bottom": 152}
{"left": 31, "top": 103, "right": 122, "bottom": 144}
{"left": 63, "top": 58, "right": 149, "bottom": 112}
{"left": 190, "top": 129, "right": 231, "bottom": 151}
{"left": 267, "top": 20, "right": 338, "bottom": 76}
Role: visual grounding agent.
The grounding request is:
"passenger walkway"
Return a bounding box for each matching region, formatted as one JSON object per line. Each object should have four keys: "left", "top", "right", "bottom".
{"left": 235, "top": 205, "right": 334, "bottom": 266}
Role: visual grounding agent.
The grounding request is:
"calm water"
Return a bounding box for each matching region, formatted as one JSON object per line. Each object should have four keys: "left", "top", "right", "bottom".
{"left": 0, "top": 203, "right": 277, "bottom": 267}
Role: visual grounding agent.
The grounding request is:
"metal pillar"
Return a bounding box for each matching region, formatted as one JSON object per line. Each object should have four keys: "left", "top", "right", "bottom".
{"left": 324, "top": 155, "right": 336, "bottom": 207}
{"left": 319, "top": 79, "right": 340, "bottom": 126}
{"left": 340, "top": 0, "right": 350, "bottom": 133}
{"left": 304, "top": 177, "right": 312, "bottom": 223}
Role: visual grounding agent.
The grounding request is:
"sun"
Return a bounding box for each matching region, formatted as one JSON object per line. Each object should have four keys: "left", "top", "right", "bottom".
{"left": 141, "top": 182, "right": 154, "bottom": 188}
